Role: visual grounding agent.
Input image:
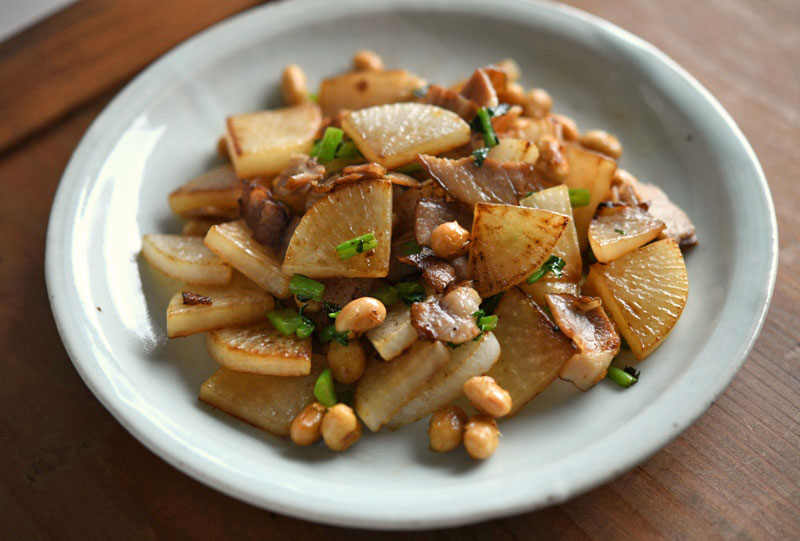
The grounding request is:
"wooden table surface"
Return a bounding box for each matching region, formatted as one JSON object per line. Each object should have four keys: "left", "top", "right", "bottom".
{"left": 1, "top": 0, "right": 797, "bottom": 538}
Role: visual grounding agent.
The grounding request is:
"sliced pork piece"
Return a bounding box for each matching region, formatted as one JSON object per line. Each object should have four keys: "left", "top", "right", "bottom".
{"left": 421, "top": 260, "right": 457, "bottom": 293}
{"left": 238, "top": 181, "right": 289, "bottom": 247}
{"left": 420, "top": 155, "right": 552, "bottom": 206}
{"left": 320, "top": 278, "right": 378, "bottom": 308}
{"left": 414, "top": 198, "right": 472, "bottom": 247}
{"left": 459, "top": 68, "right": 498, "bottom": 109}
{"left": 545, "top": 293, "right": 621, "bottom": 391}
{"left": 274, "top": 154, "right": 325, "bottom": 193}
{"left": 396, "top": 245, "right": 456, "bottom": 293}
{"left": 411, "top": 286, "right": 481, "bottom": 344}
{"left": 634, "top": 183, "right": 697, "bottom": 247}
{"left": 420, "top": 84, "right": 479, "bottom": 121}
{"left": 311, "top": 162, "right": 387, "bottom": 193}
{"left": 387, "top": 232, "right": 421, "bottom": 282}
{"left": 613, "top": 169, "right": 697, "bottom": 247}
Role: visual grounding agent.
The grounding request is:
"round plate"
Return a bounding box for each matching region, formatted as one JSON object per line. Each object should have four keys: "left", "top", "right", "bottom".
{"left": 45, "top": 0, "right": 777, "bottom": 530}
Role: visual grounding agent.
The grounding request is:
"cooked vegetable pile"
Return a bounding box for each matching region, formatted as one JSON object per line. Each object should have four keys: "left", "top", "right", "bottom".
{"left": 142, "top": 50, "right": 696, "bottom": 460}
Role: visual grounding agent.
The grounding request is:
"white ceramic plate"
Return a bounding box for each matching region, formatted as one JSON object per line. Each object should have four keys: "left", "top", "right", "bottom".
{"left": 46, "top": 0, "right": 777, "bottom": 530}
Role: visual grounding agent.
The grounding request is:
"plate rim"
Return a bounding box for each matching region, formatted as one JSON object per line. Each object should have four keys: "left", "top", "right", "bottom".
{"left": 45, "top": 0, "right": 778, "bottom": 530}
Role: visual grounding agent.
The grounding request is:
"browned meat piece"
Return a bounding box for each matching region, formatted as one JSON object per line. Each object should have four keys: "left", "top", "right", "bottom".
{"left": 613, "top": 169, "right": 697, "bottom": 247}
{"left": 422, "top": 260, "right": 457, "bottom": 293}
{"left": 274, "top": 154, "right": 326, "bottom": 193}
{"left": 481, "top": 66, "right": 508, "bottom": 94}
{"left": 270, "top": 154, "right": 326, "bottom": 214}
{"left": 634, "top": 183, "right": 697, "bottom": 247}
{"left": 396, "top": 245, "right": 456, "bottom": 293}
{"left": 414, "top": 198, "right": 473, "bottom": 247}
{"left": 387, "top": 232, "right": 421, "bottom": 282}
{"left": 492, "top": 105, "right": 523, "bottom": 135}
{"left": 545, "top": 293, "right": 621, "bottom": 391}
{"left": 239, "top": 181, "right": 289, "bottom": 247}
{"left": 459, "top": 68, "right": 498, "bottom": 109}
{"left": 393, "top": 180, "right": 448, "bottom": 236}
{"left": 411, "top": 286, "right": 481, "bottom": 344}
{"left": 450, "top": 255, "right": 470, "bottom": 281}
{"left": 321, "top": 278, "right": 378, "bottom": 308}
{"left": 419, "top": 155, "right": 553, "bottom": 206}
{"left": 420, "top": 84, "right": 479, "bottom": 121}
{"left": 310, "top": 163, "right": 423, "bottom": 193}
{"left": 182, "top": 292, "right": 212, "bottom": 305}
{"left": 385, "top": 171, "right": 421, "bottom": 188}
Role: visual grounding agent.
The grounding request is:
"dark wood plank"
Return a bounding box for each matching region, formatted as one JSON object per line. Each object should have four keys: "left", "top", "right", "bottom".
{"left": 0, "top": 0, "right": 264, "bottom": 154}
{"left": 0, "top": 0, "right": 797, "bottom": 539}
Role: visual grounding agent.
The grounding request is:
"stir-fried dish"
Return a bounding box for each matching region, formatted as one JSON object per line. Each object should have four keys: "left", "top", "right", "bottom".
{"left": 141, "top": 50, "right": 696, "bottom": 460}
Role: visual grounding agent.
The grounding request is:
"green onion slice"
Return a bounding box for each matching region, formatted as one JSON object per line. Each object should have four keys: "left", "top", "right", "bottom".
{"left": 480, "top": 292, "right": 504, "bottom": 315}
{"left": 526, "top": 255, "right": 567, "bottom": 284}
{"left": 267, "top": 308, "right": 302, "bottom": 335}
{"left": 472, "top": 146, "right": 490, "bottom": 167}
{"left": 474, "top": 107, "right": 499, "bottom": 147}
{"left": 477, "top": 315, "right": 498, "bottom": 332}
{"left": 568, "top": 188, "right": 591, "bottom": 207}
{"left": 336, "top": 233, "right": 378, "bottom": 260}
{"left": 374, "top": 285, "right": 400, "bottom": 308}
{"left": 335, "top": 141, "right": 361, "bottom": 160}
{"left": 313, "top": 369, "right": 337, "bottom": 407}
{"left": 314, "top": 127, "right": 344, "bottom": 163}
{"left": 395, "top": 281, "right": 426, "bottom": 304}
{"left": 607, "top": 366, "right": 639, "bottom": 388}
{"left": 398, "top": 240, "right": 422, "bottom": 256}
{"left": 319, "top": 325, "right": 349, "bottom": 346}
{"left": 289, "top": 274, "right": 325, "bottom": 302}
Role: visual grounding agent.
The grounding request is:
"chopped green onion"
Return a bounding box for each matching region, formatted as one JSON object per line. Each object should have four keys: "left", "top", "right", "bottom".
{"left": 526, "top": 255, "right": 567, "bottom": 284}
{"left": 296, "top": 319, "right": 315, "bottom": 339}
{"left": 472, "top": 146, "right": 490, "bottom": 167}
{"left": 310, "top": 139, "right": 321, "bottom": 156}
{"left": 289, "top": 274, "right": 325, "bottom": 302}
{"left": 395, "top": 162, "right": 423, "bottom": 175}
{"left": 308, "top": 91, "right": 319, "bottom": 103}
{"left": 335, "top": 141, "right": 361, "bottom": 160}
{"left": 323, "top": 301, "right": 341, "bottom": 319}
{"left": 319, "top": 325, "right": 349, "bottom": 346}
{"left": 267, "top": 308, "right": 302, "bottom": 335}
{"left": 607, "top": 366, "right": 639, "bottom": 388}
{"left": 336, "top": 233, "right": 378, "bottom": 260}
{"left": 396, "top": 281, "right": 426, "bottom": 304}
{"left": 568, "top": 188, "right": 591, "bottom": 207}
{"left": 313, "top": 369, "right": 337, "bottom": 407}
{"left": 374, "top": 285, "right": 400, "bottom": 307}
{"left": 480, "top": 292, "right": 504, "bottom": 315}
{"left": 399, "top": 240, "right": 422, "bottom": 256}
{"left": 614, "top": 228, "right": 626, "bottom": 235}
{"left": 314, "top": 127, "right": 344, "bottom": 163}
{"left": 295, "top": 304, "right": 316, "bottom": 339}
{"left": 473, "top": 107, "right": 499, "bottom": 147}
{"left": 477, "top": 315, "right": 498, "bottom": 332}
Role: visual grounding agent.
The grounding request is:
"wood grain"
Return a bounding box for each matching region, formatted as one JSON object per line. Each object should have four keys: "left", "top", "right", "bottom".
{"left": 0, "top": 0, "right": 263, "bottom": 155}
{"left": 0, "top": 0, "right": 797, "bottom": 538}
